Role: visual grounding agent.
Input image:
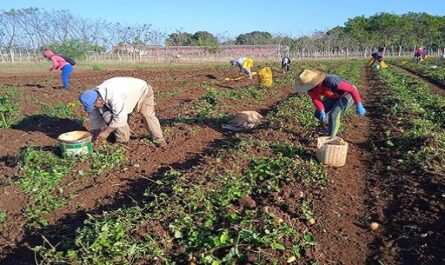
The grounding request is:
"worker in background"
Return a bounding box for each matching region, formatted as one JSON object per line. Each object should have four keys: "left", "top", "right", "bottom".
{"left": 230, "top": 57, "right": 254, "bottom": 79}
{"left": 43, "top": 49, "right": 74, "bottom": 89}
{"left": 293, "top": 69, "right": 366, "bottom": 137}
{"left": 414, "top": 46, "right": 426, "bottom": 63}
{"left": 79, "top": 77, "right": 166, "bottom": 147}
{"left": 281, "top": 56, "right": 291, "bottom": 73}
{"left": 368, "top": 47, "right": 384, "bottom": 69}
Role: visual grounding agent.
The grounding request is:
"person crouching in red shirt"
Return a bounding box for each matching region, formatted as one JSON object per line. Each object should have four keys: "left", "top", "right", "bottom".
{"left": 293, "top": 69, "right": 366, "bottom": 136}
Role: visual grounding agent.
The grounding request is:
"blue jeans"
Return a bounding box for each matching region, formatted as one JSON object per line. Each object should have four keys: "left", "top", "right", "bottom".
{"left": 61, "top": 64, "right": 73, "bottom": 89}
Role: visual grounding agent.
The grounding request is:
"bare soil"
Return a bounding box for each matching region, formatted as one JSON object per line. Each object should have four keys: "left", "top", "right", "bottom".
{"left": 1, "top": 65, "right": 444, "bottom": 264}
{"left": 313, "top": 66, "right": 445, "bottom": 265}
{"left": 0, "top": 66, "right": 294, "bottom": 263}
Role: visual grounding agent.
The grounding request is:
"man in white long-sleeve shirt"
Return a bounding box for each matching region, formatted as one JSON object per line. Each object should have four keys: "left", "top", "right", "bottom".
{"left": 79, "top": 77, "right": 166, "bottom": 146}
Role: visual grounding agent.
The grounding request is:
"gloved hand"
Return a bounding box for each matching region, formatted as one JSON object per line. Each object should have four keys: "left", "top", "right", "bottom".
{"left": 318, "top": 110, "right": 327, "bottom": 122}
{"left": 356, "top": 103, "right": 366, "bottom": 116}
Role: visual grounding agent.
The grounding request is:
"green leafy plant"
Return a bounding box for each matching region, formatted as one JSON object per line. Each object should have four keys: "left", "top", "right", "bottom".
{"left": 92, "top": 63, "right": 103, "bottom": 72}
{"left": 18, "top": 146, "right": 73, "bottom": 227}
{"left": 0, "top": 94, "right": 18, "bottom": 128}
{"left": 91, "top": 143, "right": 125, "bottom": 175}
{"left": 15, "top": 102, "right": 83, "bottom": 127}
{"left": 0, "top": 211, "right": 6, "bottom": 223}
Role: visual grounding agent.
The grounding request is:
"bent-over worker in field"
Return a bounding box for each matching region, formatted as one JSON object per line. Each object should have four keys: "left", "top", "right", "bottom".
{"left": 281, "top": 56, "right": 291, "bottom": 73}
{"left": 79, "top": 77, "right": 166, "bottom": 147}
{"left": 413, "top": 46, "right": 426, "bottom": 63}
{"left": 368, "top": 47, "right": 384, "bottom": 69}
{"left": 43, "top": 49, "right": 74, "bottom": 89}
{"left": 230, "top": 57, "right": 254, "bottom": 79}
{"left": 293, "top": 69, "right": 366, "bottom": 137}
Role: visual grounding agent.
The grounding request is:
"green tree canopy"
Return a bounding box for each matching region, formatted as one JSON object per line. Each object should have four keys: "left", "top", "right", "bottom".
{"left": 165, "top": 31, "right": 218, "bottom": 46}
{"left": 165, "top": 32, "right": 194, "bottom": 46}
{"left": 235, "top": 31, "right": 273, "bottom": 45}
{"left": 44, "top": 39, "right": 105, "bottom": 58}
{"left": 192, "top": 31, "right": 218, "bottom": 46}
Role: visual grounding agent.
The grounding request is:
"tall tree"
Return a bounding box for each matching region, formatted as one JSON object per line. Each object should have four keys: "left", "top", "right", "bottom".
{"left": 192, "top": 31, "right": 217, "bottom": 46}
{"left": 235, "top": 31, "right": 273, "bottom": 45}
{"left": 165, "top": 31, "right": 194, "bottom": 46}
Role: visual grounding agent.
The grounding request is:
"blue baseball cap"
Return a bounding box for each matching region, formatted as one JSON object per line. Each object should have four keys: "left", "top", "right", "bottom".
{"left": 79, "top": 89, "right": 99, "bottom": 113}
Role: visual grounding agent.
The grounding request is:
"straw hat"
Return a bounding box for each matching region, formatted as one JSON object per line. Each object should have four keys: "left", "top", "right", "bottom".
{"left": 293, "top": 69, "right": 326, "bottom": 93}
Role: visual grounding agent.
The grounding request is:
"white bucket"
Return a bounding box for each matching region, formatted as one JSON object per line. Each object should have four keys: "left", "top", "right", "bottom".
{"left": 316, "top": 136, "right": 348, "bottom": 167}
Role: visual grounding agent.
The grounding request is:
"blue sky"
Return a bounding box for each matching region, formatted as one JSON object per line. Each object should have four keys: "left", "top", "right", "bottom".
{"left": 1, "top": 0, "right": 444, "bottom": 38}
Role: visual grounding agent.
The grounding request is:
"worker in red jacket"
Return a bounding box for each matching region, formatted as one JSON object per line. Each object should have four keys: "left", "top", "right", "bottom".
{"left": 293, "top": 69, "right": 366, "bottom": 136}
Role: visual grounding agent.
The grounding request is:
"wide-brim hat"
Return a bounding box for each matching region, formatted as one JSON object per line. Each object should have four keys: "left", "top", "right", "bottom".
{"left": 293, "top": 69, "right": 326, "bottom": 93}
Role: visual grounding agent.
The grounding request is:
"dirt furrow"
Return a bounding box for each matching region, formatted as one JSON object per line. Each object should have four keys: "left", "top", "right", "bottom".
{"left": 312, "top": 66, "right": 378, "bottom": 264}
{"left": 364, "top": 68, "right": 445, "bottom": 264}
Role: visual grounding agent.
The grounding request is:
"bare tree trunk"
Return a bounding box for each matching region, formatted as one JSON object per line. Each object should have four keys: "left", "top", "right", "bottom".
{"left": 9, "top": 49, "right": 14, "bottom": 63}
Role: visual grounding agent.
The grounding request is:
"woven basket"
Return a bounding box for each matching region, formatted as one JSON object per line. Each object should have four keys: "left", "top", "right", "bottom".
{"left": 316, "top": 136, "right": 348, "bottom": 167}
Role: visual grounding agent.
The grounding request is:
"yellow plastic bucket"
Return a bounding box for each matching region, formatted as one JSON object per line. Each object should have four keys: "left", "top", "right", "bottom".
{"left": 258, "top": 67, "right": 273, "bottom": 87}
{"left": 380, "top": 61, "right": 388, "bottom": 69}
{"left": 57, "top": 131, "right": 93, "bottom": 156}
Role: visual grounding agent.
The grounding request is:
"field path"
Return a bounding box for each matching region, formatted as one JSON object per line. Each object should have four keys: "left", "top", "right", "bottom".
{"left": 313, "top": 65, "right": 445, "bottom": 264}
{"left": 312, "top": 66, "right": 378, "bottom": 264}
{"left": 363, "top": 66, "right": 445, "bottom": 264}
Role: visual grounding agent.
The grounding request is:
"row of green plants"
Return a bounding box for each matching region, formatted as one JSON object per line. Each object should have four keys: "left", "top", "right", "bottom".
{"left": 0, "top": 85, "right": 21, "bottom": 128}
{"left": 390, "top": 57, "right": 445, "bottom": 84}
{"left": 0, "top": 84, "right": 84, "bottom": 129}
{"left": 377, "top": 67, "right": 445, "bottom": 176}
{"left": 17, "top": 144, "right": 125, "bottom": 227}
{"left": 189, "top": 84, "right": 270, "bottom": 121}
{"left": 14, "top": 101, "right": 85, "bottom": 127}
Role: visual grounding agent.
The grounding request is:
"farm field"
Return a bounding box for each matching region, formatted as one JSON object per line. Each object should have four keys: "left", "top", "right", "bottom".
{"left": 389, "top": 57, "right": 445, "bottom": 89}
{"left": 0, "top": 60, "right": 444, "bottom": 265}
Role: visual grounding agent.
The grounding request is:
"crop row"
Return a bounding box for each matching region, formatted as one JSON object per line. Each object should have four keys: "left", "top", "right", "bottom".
{"left": 376, "top": 67, "right": 445, "bottom": 177}
{"left": 389, "top": 57, "right": 445, "bottom": 86}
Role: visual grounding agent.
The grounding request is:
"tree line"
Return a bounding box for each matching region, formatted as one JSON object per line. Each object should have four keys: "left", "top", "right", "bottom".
{"left": 166, "top": 13, "right": 445, "bottom": 57}
{"left": 0, "top": 8, "right": 444, "bottom": 61}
